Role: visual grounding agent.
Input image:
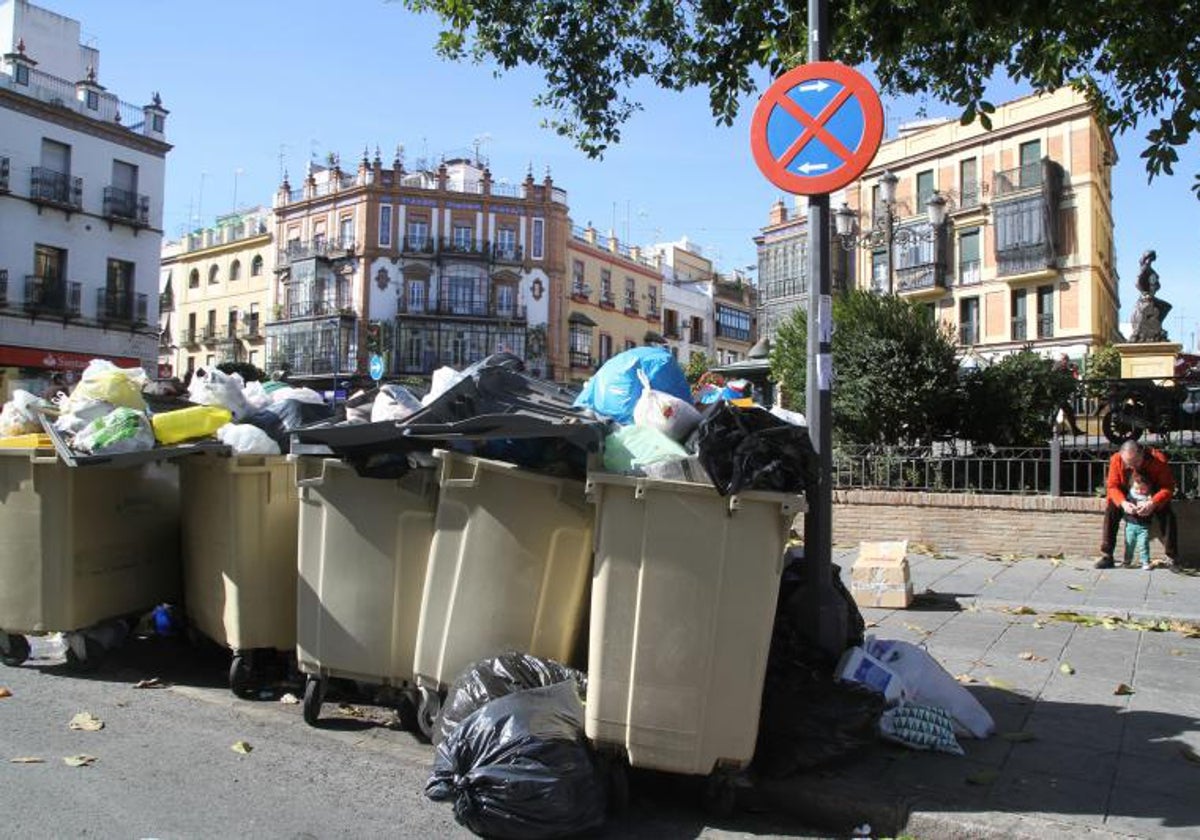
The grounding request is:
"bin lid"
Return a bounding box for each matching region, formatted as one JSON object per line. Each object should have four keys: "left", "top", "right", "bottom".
{"left": 37, "top": 413, "right": 229, "bottom": 469}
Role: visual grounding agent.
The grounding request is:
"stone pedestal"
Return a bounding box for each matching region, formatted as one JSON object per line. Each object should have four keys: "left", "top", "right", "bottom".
{"left": 1115, "top": 341, "right": 1181, "bottom": 379}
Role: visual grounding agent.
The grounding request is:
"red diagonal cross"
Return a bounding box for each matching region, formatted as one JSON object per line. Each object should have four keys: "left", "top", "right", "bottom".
{"left": 776, "top": 86, "right": 854, "bottom": 169}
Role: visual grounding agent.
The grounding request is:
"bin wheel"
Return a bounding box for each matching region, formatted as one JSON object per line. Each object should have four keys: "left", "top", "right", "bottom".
{"left": 601, "top": 754, "right": 630, "bottom": 816}
{"left": 702, "top": 774, "right": 737, "bottom": 819}
{"left": 0, "top": 633, "right": 30, "bottom": 667}
{"left": 395, "top": 691, "right": 420, "bottom": 733}
{"left": 416, "top": 687, "right": 441, "bottom": 742}
{"left": 229, "top": 654, "right": 258, "bottom": 700}
{"left": 302, "top": 676, "right": 324, "bottom": 727}
{"left": 64, "top": 635, "right": 104, "bottom": 672}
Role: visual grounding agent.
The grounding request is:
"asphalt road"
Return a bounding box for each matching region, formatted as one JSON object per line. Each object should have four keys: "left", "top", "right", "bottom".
{"left": 0, "top": 634, "right": 821, "bottom": 840}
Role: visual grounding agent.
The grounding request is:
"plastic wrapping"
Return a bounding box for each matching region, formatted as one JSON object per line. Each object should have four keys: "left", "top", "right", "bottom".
{"left": 693, "top": 403, "right": 817, "bottom": 497}
{"left": 426, "top": 681, "right": 606, "bottom": 840}
{"left": 573, "top": 346, "right": 691, "bottom": 425}
{"left": 436, "top": 652, "right": 587, "bottom": 746}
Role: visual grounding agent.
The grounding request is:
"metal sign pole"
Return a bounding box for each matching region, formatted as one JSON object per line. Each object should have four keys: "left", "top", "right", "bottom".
{"left": 804, "top": 0, "right": 835, "bottom": 650}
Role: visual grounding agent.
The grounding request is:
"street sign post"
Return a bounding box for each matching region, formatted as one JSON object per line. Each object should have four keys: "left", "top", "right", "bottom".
{"left": 368, "top": 353, "right": 384, "bottom": 382}
{"left": 749, "top": 18, "right": 883, "bottom": 656}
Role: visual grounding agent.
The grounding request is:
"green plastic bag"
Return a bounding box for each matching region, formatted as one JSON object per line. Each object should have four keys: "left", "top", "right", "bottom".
{"left": 602, "top": 425, "right": 688, "bottom": 473}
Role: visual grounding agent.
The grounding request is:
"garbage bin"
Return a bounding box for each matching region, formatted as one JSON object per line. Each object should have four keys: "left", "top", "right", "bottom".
{"left": 0, "top": 446, "right": 181, "bottom": 667}
{"left": 180, "top": 452, "right": 298, "bottom": 697}
{"left": 583, "top": 471, "right": 804, "bottom": 798}
{"left": 294, "top": 457, "right": 438, "bottom": 727}
{"left": 411, "top": 450, "right": 594, "bottom": 737}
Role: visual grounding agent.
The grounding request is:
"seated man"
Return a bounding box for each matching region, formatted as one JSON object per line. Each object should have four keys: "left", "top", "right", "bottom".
{"left": 1096, "top": 440, "right": 1178, "bottom": 568}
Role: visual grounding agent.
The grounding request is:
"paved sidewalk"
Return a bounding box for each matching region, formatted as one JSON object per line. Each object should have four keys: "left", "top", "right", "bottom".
{"left": 753, "top": 548, "right": 1200, "bottom": 838}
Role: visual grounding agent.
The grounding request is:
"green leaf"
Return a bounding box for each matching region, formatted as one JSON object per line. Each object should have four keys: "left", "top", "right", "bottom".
{"left": 1060, "top": 662, "right": 1076, "bottom": 675}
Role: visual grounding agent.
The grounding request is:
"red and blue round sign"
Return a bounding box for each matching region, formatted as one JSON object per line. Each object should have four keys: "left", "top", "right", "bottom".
{"left": 750, "top": 61, "right": 884, "bottom": 195}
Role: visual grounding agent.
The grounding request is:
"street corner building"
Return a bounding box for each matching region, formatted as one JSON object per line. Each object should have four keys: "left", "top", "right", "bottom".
{"left": 0, "top": 0, "right": 171, "bottom": 399}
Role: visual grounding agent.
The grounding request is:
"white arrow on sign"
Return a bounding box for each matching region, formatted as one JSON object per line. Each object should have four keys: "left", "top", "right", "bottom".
{"left": 797, "top": 80, "right": 830, "bottom": 93}
{"left": 796, "top": 162, "right": 830, "bottom": 174}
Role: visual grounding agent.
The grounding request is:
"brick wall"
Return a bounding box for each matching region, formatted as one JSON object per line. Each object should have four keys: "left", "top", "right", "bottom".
{"left": 833, "top": 491, "right": 1199, "bottom": 563}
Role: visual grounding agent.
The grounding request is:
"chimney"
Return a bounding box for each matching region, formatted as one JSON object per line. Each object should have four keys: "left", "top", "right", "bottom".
{"left": 768, "top": 198, "right": 788, "bottom": 225}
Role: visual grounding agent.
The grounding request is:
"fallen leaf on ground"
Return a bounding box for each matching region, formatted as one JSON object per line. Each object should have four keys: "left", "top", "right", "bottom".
{"left": 1000, "top": 553, "right": 1019, "bottom": 563}
{"left": 955, "top": 674, "right": 975, "bottom": 684}
{"left": 68, "top": 712, "right": 104, "bottom": 732}
{"left": 336, "top": 704, "right": 365, "bottom": 718}
{"left": 0, "top": 687, "right": 11, "bottom": 699}
{"left": 966, "top": 769, "right": 1000, "bottom": 785}
{"left": 279, "top": 693, "right": 300, "bottom": 705}
{"left": 985, "top": 676, "right": 1015, "bottom": 690}
{"left": 1113, "top": 683, "right": 1135, "bottom": 696}
{"left": 9, "top": 756, "right": 44, "bottom": 764}
{"left": 1059, "top": 662, "right": 1076, "bottom": 675}
{"left": 1018, "top": 651, "right": 1046, "bottom": 662}
{"left": 1008, "top": 606, "right": 1037, "bottom": 616}
{"left": 1171, "top": 649, "right": 1184, "bottom": 657}
{"left": 1001, "top": 731, "right": 1037, "bottom": 743}
{"left": 1170, "top": 621, "right": 1200, "bottom": 639}
{"left": 903, "top": 623, "right": 930, "bottom": 636}
{"left": 864, "top": 620, "right": 879, "bottom": 628}
{"left": 133, "top": 678, "right": 166, "bottom": 690}
{"left": 910, "top": 542, "right": 936, "bottom": 555}
{"left": 114, "top": 701, "right": 128, "bottom": 708}
{"left": 231, "top": 740, "right": 253, "bottom": 755}
{"left": 63, "top": 755, "right": 96, "bottom": 767}
{"left": 1182, "top": 746, "right": 1200, "bottom": 765}
{"left": 1032, "top": 621, "right": 1046, "bottom": 630}
{"left": 1066, "top": 584, "right": 1085, "bottom": 592}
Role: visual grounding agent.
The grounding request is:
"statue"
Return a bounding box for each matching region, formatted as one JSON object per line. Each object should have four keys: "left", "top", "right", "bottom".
{"left": 1130, "top": 250, "right": 1173, "bottom": 342}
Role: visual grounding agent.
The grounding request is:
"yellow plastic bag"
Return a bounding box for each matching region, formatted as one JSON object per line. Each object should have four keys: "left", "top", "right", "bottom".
{"left": 69, "top": 361, "right": 147, "bottom": 411}
{"left": 150, "top": 405, "right": 232, "bottom": 445}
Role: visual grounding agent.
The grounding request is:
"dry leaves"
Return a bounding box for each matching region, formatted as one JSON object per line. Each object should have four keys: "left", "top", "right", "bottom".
{"left": 336, "top": 704, "right": 365, "bottom": 718}
{"left": 0, "top": 687, "right": 12, "bottom": 699}
{"left": 1065, "top": 584, "right": 1085, "bottom": 592}
{"left": 63, "top": 755, "right": 96, "bottom": 767}
{"left": 1018, "top": 651, "right": 1046, "bottom": 662}
{"left": 279, "top": 693, "right": 300, "bottom": 705}
{"left": 1113, "top": 683, "right": 1136, "bottom": 696}
{"left": 133, "top": 678, "right": 166, "bottom": 690}
{"left": 231, "top": 740, "right": 253, "bottom": 755}
{"left": 1007, "top": 606, "right": 1038, "bottom": 616}
{"left": 955, "top": 674, "right": 975, "bottom": 684}
{"left": 903, "top": 623, "right": 931, "bottom": 637}
{"left": 9, "top": 756, "right": 44, "bottom": 764}
{"left": 985, "top": 676, "right": 1015, "bottom": 690}
{"left": 68, "top": 712, "right": 104, "bottom": 732}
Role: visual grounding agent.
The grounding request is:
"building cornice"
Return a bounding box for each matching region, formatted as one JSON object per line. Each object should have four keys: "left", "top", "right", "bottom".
{"left": 161, "top": 233, "right": 272, "bottom": 264}
{"left": 0, "top": 87, "right": 172, "bottom": 157}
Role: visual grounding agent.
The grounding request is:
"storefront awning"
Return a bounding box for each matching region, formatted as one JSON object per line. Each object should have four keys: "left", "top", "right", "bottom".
{"left": 568, "top": 311, "right": 597, "bottom": 327}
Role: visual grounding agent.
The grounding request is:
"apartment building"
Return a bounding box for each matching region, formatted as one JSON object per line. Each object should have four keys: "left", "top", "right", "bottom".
{"left": 158, "top": 206, "right": 273, "bottom": 379}
{"left": 0, "top": 0, "right": 169, "bottom": 398}
{"left": 269, "top": 153, "right": 569, "bottom": 381}
{"left": 712, "top": 273, "right": 757, "bottom": 365}
{"left": 837, "top": 87, "right": 1118, "bottom": 358}
{"left": 644, "top": 237, "right": 716, "bottom": 367}
{"left": 563, "top": 225, "right": 663, "bottom": 377}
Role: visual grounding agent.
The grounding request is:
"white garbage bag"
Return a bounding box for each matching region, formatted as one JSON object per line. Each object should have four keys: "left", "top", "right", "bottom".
{"left": 0, "top": 390, "right": 43, "bottom": 437}
{"left": 187, "top": 367, "right": 251, "bottom": 420}
{"left": 73, "top": 407, "right": 155, "bottom": 455}
{"left": 632, "top": 369, "right": 702, "bottom": 441}
{"left": 371, "top": 384, "right": 423, "bottom": 422}
{"left": 216, "top": 422, "right": 281, "bottom": 455}
{"left": 66, "top": 360, "right": 147, "bottom": 412}
{"left": 865, "top": 638, "right": 995, "bottom": 738}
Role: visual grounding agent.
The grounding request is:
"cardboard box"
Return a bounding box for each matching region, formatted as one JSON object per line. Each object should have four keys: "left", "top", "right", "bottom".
{"left": 851, "top": 540, "right": 913, "bottom": 609}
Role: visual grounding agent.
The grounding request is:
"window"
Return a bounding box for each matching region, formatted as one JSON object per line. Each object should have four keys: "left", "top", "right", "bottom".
{"left": 1019, "top": 140, "right": 1041, "bottom": 188}
{"left": 186, "top": 355, "right": 195, "bottom": 375}
{"left": 208, "top": 265, "right": 219, "bottom": 284}
{"left": 871, "top": 184, "right": 882, "bottom": 222}
{"left": 187, "top": 313, "right": 197, "bottom": 343}
{"left": 599, "top": 333, "right": 613, "bottom": 363}
{"left": 572, "top": 259, "right": 585, "bottom": 295}
{"left": 716, "top": 304, "right": 751, "bottom": 341}
{"left": 189, "top": 268, "right": 200, "bottom": 289}
{"left": 407, "top": 279, "right": 427, "bottom": 314}
{"left": 960, "top": 159, "right": 978, "bottom": 207}
{"left": 248, "top": 350, "right": 258, "bottom": 367}
{"left": 40, "top": 139, "right": 70, "bottom": 174}
{"left": 407, "top": 219, "right": 428, "bottom": 250}
{"left": 689, "top": 316, "right": 705, "bottom": 345}
{"left": 1037, "top": 284, "right": 1055, "bottom": 338}
{"left": 453, "top": 224, "right": 473, "bottom": 251}
{"left": 152, "top": 113, "right": 164, "bottom": 133}
{"left": 958, "top": 229, "right": 981, "bottom": 285}
{"left": 663, "top": 308, "right": 680, "bottom": 339}
{"left": 339, "top": 216, "right": 354, "bottom": 249}
{"left": 206, "top": 309, "right": 217, "bottom": 339}
{"left": 959, "top": 297, "right": 979, "bottom": 345}
{"left": 495, "top": 284, "right": 516, "bottom": 317}
{"left": 1011, "top": 288, "right": 1027, "bottom": 340}
{"left": 994, "top": 196, "right": 1050, "bottom": 276}
{"left": 15, "top": 63, "right": 29, "bottom": 85}
{"left": 251, "top": 255, "right": 263, "bottom": 276}
{"left": 569, "top": 323, "right": 593, "bottom": 368}
{"left": 647, "top": 286, "right": 658, "bottom": 314}
{"left": 624, "top": 277, "right": 636, "bottom": 311}
{"left": 496, "top": 227, "right": 517, "bottom": 258}
{"left": 105, "top": 259, "right": 134, "bottom": 316}
{"left": 229, "top": 260, "right": 241, "bottom": 282}
{"left": 600, "top": 269, "right": 613, "bottom": 305}
{"left": 916, "top": 169, "right": 935, "bottom": 212}
{"left": 871, "top": 250, "right": 888, "bottom": 293}
{"left": 246, "top": 303, "right": 260, "bottom": 337}
{"left": 378, "top": 205, "right": 393, "bottom": 248}
{"left": 531, "top": 218, "right": 545, "bottom": 260}
{"left": 85, "top": 89, "right": 99, "bottom": 110}
{"left": 227, "top": 307, "right": 239, "bottom": 338}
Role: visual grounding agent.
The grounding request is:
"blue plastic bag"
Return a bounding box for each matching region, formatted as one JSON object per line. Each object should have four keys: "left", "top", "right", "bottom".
{"left": 573, "top": 347, "right": 692, "bottom": 425}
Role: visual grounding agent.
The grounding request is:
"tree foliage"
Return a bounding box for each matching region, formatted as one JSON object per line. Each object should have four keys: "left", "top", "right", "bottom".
{"left": 403, "top": 0, "right": 1200, "bottom": 189}
{"left": 770, "top": 291, "right": 962, "bottom": 445}
{"left": 684, "top": 351, "right": 711, "bottom": 386}
{"left": 959, "top": 349, "right": 1078, "bottom": 447}
{"left": 1082, "top": 342, "right": 1122, "bottom": 397}
{"left": 217, "top": 361, "right": 266, "bottom": 383}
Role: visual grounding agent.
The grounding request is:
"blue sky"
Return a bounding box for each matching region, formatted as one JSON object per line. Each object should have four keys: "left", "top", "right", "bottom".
{"left": 47, "top": 0, "right": 1200, "bottom": 351}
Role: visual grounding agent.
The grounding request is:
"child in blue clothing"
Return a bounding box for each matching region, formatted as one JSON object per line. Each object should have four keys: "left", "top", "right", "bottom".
{"left": 1123, "top": 473, "right": 1155, "bottom": 569}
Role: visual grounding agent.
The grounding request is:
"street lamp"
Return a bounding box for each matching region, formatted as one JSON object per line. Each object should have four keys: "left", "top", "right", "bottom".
{"left": 834, "top": 170, "right": 950, "bottom": 294}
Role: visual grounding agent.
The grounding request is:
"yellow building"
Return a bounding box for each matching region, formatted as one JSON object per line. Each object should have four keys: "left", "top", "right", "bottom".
{"left": 836, "top": 87, "right": 1118, "bottom": 359}
{"left": 158, "top": 206, "right": 273, "bottom": 378}
{"left": 564, "top": 225, "right": 663, "bottom": 377}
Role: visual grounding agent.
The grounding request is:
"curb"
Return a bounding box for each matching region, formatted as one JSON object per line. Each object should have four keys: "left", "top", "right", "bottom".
{"left": 971, "top": 597, "right": 1200, "bottom": 625}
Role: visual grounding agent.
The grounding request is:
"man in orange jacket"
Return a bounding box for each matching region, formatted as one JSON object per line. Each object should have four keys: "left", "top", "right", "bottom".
{"left": 1095, "top": 440, "right": 1179, "bottom": 568}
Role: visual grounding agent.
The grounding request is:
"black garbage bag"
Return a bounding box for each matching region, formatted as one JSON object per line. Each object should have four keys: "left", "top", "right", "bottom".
{"left": 426, "top": 681, "right": 607, "bottom": 840}
{"left": 266, "top": 398, "right": 335, "bottom": 431}
{"left": 437, "top": 652, "right": 588, "bottom": 746}
{"left": 754, "top": 557, "right": 882, "bottom": 778}
{"left": 692, "top": 403, "right": 817, "bottom": 497}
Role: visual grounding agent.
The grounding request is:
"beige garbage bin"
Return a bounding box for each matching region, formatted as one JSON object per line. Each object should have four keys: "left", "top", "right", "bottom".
{"left": 180, "top": 452, "right": 298, "bottom": 697}
{"left": 0, "top": 447, "right": 180, "bottom": 667}
{"left": 583, "top": 471, "right": 803, "bottom": 801}
{"left": 411, "top": 450, "right": 594, "bottom": 737}
{"left": 294, "top": 457, "right": 438, "bottom": 727}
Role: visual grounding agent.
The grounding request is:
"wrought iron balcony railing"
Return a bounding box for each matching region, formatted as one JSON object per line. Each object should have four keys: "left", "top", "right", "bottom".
{"left": 277, "top": 237, "right": 356, "bottom": 265}
{"left": 1011, "top": 316, "right": 1027, "bottom": 341}
{"left": 958, "top": 260, "right": 982, "bottom": 286}
{"left": 896, "top": 263, "right": 946, "bottom": 293}
{"left": 569, "top": 350, "right": 593, "bottom": 369}
{"left": 96, "top": 289, "right": 147, "bottom": 324}
{"left": 102, "top": 186, "right": 150, "bottom": 226}
{"left": 959, "top": 322, "right": 980, "bottom": 346}
{"left": 993, "top": 162, "right": 1043, "bottom": 198}
{"left": 30, "top": 167, "right": 82, "bottom": 210}
{"left": 24, "top": 276, "right": 81, "bottom": 317}
{"left": 1037, "top": 313, "right": 1054, "bottom": 339}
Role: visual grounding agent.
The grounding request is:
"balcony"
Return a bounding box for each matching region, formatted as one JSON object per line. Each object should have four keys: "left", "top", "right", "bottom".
{"left": 214, "top": 325, "right": 240, "bottom": 345}
{"left": 278, "top": 299, "right": 356, "bottom": 321}
{"left": 959, "top": 322, "right": 980, "bottom": 346}
{"left": 0, "top": 156, "right": 8, "bottom": 192}
{"left": 896, "top": 263, "right": 946, "bottom": 295}
{"left": 159, "top": 291, "right": 174, "bottom": 313}
{"left": 690, "top": 331, "right": 706, "bottom": 346}
{"left": 30, "top": 167, "right": 82, "bottom": 212}
{"left": 569, "top": 350, "right": 593, "bottom": 369}
{"left": 663, "top": 326, "right": 681, "bottom": 340}
{"left": 243, "top": 317, "right": 263, "bottom": 341}
{"left": 401, "top": 235, "right": 436, "bottom": 255}
{"left": 624, "top": 298, "right": 639, "bottom": 316}
{"left": 183, "top": 327, "right": 200, "bottom": 348}
{"left": 492, "top": 243, "right": 523, "bottom": 263}
{"left": 400, "top": 293, "right": 527, "bottom": 321}
{"left": 24, "top": 276, "right": 81, "bottom": 318}
{"left": 958, "top": 260, "right": 982, "bottom": 287}
{"left": 599, "top": 293, "right": 615, "bottom": 310}
{"left": 1037, "top": 313, "right": 1054, "bottom": 339}
{"left": 439, "top": 237, "right": 486, "bottom": 258}
{"left": 96, "top": 289, "right": 148, "bottom": 325}
{"left": 201, "top": 325, "right": 219, "bottom": 345}
{"left": 277, "top": 237, "right": 356, "bottom": 266}
{"left": 1010, "top": 316, "right": 1027, "bottom": 342}
{"left": 646, "top": 304, "right": 661, "bottom": 320}
{"left": 993, "top": 162, "right": 1043, "bottom": 198}
{"left": 102, "top": 186, "right": 150, "bottom": 228}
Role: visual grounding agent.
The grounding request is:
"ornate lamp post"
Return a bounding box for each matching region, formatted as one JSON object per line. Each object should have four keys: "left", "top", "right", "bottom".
{"left": 834, "top": 170, "right": 950, "bottom": 294}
